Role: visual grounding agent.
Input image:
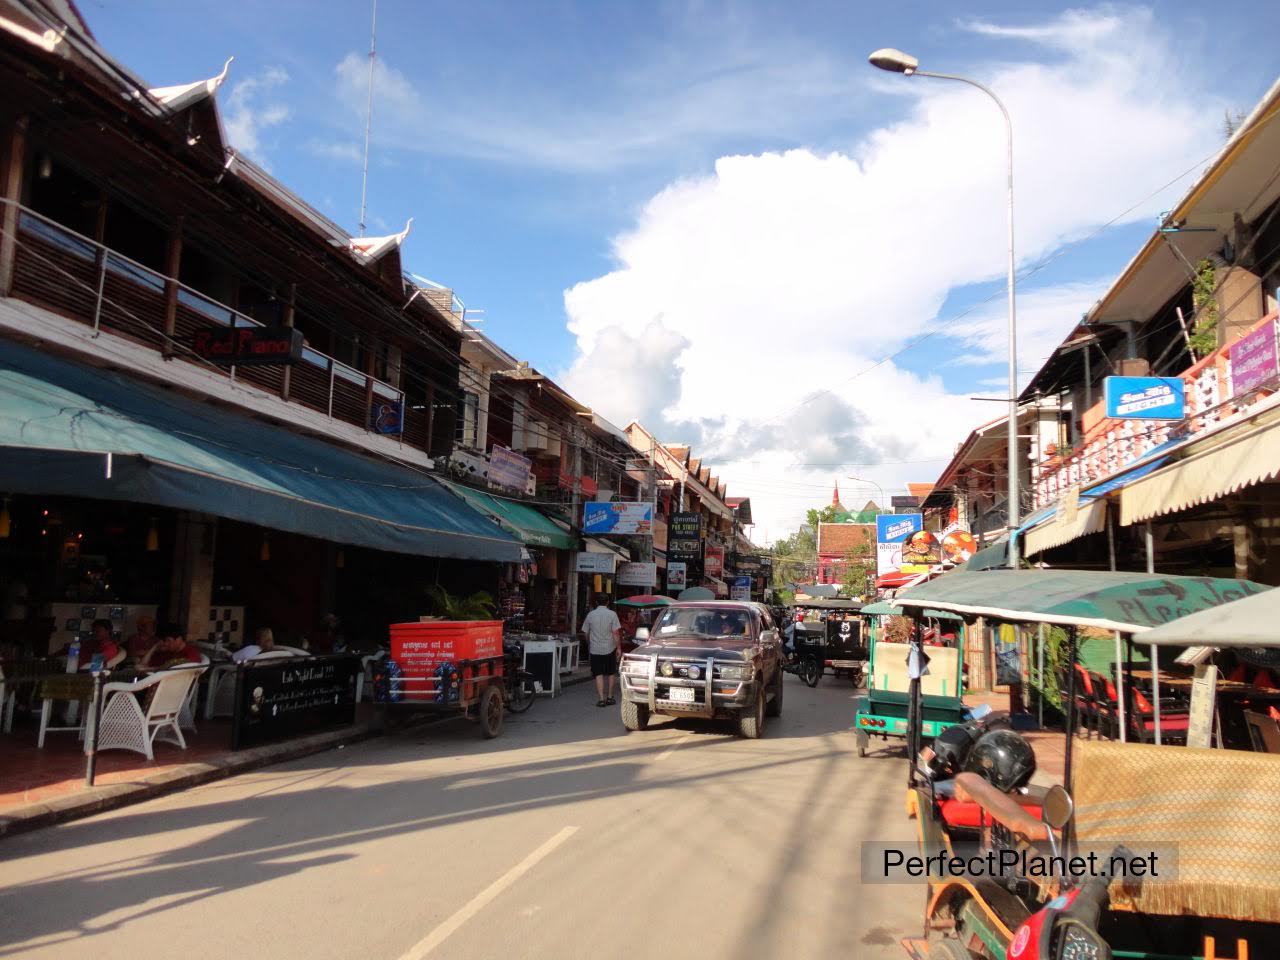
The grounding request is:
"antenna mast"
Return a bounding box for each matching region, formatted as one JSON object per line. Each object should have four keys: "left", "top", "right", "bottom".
{"left": 358, "top": 0, "right": 377, "bottom": 237}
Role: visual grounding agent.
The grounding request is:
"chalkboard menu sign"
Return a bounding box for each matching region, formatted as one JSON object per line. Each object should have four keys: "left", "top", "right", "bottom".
{"left": 231, "top": 654, "right": 360, "bottom": 750}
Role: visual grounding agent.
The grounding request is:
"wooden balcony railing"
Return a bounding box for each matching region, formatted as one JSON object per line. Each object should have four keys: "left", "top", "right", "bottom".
{"left": 4, "top": 201, "right": 418, "bottom": 450}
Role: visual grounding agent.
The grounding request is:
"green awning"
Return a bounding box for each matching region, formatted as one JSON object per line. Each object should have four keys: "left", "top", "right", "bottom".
{"left": 895, "top": 569, "right": 1270, "bottom": 633}
{"left": 443, "top": 483, "right": 576, "bottom": 550}
{"left": 0, "top": 339, "right": 522, "bottom": 562}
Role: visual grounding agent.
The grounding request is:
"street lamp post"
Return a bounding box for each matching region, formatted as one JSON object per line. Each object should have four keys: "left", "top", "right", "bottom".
{"left": 868, "top": 48, "right": 1019, "bottom": 568}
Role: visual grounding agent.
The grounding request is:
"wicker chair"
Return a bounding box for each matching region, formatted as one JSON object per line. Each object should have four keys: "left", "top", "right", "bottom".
{"left": 97, "top": 667, "right": 205, "bottom": 760}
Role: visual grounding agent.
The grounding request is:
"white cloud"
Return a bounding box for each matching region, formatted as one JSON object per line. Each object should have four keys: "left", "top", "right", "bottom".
{"left": 555, "top": 6, "right": 1221, "bottom": 540}
{"left": 224, "top": 67, "right": 291, "bottom": 157}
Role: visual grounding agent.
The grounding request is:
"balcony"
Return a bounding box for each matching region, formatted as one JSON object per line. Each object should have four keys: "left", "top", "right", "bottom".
{"left": 1032, "top": 312, "right": 1280, "bottom": 508}
{"left": 3, "top": 202, "right": 423, "bottom": 454}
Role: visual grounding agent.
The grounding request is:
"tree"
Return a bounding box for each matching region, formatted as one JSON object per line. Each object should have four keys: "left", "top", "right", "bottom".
{"left": 1188, "top": 258, "right": 1219, "bottom": 359}
{"left": 806, "top": 505, "right": 843, "bottom": 528}
{"left": 840, "top": 538, "right": 876, "bottom": 599}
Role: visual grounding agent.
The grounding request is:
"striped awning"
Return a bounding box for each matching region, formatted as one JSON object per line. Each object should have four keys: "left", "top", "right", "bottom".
{"left": 1023, "top": 499, "right": 1108, "bottom": 555}
{"left": 1121, "top": 414, "right": 1280, "bottom": 525}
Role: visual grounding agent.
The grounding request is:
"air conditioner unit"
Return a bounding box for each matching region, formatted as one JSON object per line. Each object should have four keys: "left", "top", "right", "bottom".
{"left": 523, "top": 419, "right": 548, "bottom": 453}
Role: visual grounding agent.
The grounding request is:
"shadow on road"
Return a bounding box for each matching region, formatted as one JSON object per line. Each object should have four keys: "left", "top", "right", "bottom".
{"left": 0, "top": 685, "right": 857, "bottom": 953}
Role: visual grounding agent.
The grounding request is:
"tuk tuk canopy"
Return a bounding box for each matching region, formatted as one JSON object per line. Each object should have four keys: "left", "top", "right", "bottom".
{"left": 791, "top": 598, "right": 864, "bottom": 611}
{"left": 894, "top": 569, "right": 1270, "bottom": 633}
{"left": 1140, "top": 586, "right": 1279, "bottom": 647}
{"left": 860, "top": 601, "right": 963, "bottom": 621}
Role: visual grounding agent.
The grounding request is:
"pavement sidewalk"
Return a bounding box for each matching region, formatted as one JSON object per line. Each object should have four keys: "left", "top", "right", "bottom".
{"left": 0, "top": 665, "right": 597, "bottom": 840}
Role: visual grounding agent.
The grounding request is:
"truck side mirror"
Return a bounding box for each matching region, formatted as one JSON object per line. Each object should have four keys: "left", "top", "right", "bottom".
{"left": 634, "top": 627, "right": 650, "bottom": 642}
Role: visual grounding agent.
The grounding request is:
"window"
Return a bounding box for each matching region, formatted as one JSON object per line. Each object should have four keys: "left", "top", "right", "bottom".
{"left": 456, "top": 391, "right": 479, "bottom": 448}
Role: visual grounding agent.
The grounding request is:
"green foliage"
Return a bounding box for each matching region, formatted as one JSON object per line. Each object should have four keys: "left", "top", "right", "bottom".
{"left": 840, "top": 539, "right": 876, "bottom": 598}
{"left": 1034, "top": 626, "right": 1071, "bottom": 711}
{"left": 425, "top": 585, "right": 497, "bottom": 621}
{"left": 805, "top": 505, "right": 843, "bottom": 528}
{"left": 1188, "top": 258, "right": 1219, "bottom": 359}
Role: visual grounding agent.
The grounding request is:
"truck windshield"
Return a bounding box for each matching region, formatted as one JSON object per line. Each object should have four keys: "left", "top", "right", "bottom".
{"left": 652, "top": 608, "right": 751, "bottom": 639}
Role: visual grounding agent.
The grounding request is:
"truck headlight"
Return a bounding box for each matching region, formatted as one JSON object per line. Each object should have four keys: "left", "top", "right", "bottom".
{"left": 622, "top": 659, "right": 648, "bottom": 676}
{"left": 660, "top": 662, "right": 675, "bottom": 678}
{"left": 688, "top": 665, "right": 702, "bottom": 680}
{"left": 717, "top": 664, "right": 750, "bottom": 681}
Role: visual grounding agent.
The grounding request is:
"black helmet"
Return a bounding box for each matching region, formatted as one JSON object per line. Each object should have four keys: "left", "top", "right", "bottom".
{"left": 963, "top": 729, "right": 1036, "bottom": 792}
{"left": 926, "top": 720, "right": 986, "bottom": 780}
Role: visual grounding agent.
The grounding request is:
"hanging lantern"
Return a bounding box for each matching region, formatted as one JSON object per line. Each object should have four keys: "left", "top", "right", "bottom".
{"left": 260, "top": 535, "right": 270, "bottom": 561}
{"left": 145, "top": 517, "right": 159, "bottom": 552}
{"left": 0, "top": 498, "right": 10, "bottom": 539}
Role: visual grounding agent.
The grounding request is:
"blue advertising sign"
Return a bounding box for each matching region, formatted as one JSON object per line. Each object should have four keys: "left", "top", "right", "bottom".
{"left": 370, "top": 398, "right": 404, "bottom": 435}
{"left": 876, "top": 513, "right": 929, "bottom": 576}
{"left": 1104, "top": 376, "right": 1185, "bottom": 420}
{"left": 582, "top": 502, "right": 654, "bottom": 536}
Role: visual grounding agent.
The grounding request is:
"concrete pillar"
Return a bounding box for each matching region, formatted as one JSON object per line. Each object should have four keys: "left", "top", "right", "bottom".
{"left": 168, "top": 512, "right": 216, "bottom": 642}
{"left": 0, "top": 116, "right": 28, "bottom": 297}
{"left": 1216, "top": 266, "right": 1264, "bottom": 348}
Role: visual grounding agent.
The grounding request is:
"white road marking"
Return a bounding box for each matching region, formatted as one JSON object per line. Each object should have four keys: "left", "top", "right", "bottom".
{"left": 397, "top": 826, "right": 579, "bottom": 960}
{"left": 655, "top": 734, "right": 692, "bottom": 761}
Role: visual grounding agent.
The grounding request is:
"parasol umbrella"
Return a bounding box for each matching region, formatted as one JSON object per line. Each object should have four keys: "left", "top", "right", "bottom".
{"left": 677, "top": 586, "right": 715, "bottom": 601}
{"left": 615, "top": 594, "right": 674, "bottom": 608}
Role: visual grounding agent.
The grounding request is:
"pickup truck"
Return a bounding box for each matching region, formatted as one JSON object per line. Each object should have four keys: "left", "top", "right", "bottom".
{"left": 618, "top": 601, "right": 784, "bottom": 738}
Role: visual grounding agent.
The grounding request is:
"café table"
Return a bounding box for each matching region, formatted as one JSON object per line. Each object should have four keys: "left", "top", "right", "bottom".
{"left": 34, "top": 667, "right": 143, "bottom": 748}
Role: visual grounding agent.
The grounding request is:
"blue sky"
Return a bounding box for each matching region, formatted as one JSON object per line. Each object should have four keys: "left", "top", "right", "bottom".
{"left": 87, "top": 1, "right": 1280, "bottom": 538}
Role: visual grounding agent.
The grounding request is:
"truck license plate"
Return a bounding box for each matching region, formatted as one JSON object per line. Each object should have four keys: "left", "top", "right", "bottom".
{"left": 667, "top": 686, "right": 696, "bottom": 703}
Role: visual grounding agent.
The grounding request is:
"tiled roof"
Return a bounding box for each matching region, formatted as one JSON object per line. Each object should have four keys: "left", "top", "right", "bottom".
{"left": 907, "top": 483, "right": 935, "bottom": 501}
{"left": 817, "top": 523, "right": 875, "bottom": 557}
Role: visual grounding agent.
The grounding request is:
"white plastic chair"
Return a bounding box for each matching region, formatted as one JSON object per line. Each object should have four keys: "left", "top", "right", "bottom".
{"left": 96, "top": 668, "right": 205, "bottom": 760}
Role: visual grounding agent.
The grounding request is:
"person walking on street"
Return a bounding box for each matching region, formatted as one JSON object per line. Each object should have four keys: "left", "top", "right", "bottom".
{"left": 581, "top": 594, "right": 621, "bottom": 707}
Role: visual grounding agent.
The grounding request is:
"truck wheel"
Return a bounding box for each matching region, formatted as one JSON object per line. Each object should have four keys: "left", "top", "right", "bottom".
{"left": 478, "top": 685, "right": 504, "bottom": 739}
{"left": 765, "top": 668, "right": 783, "bottom": 717}
{"left": 737, "top": 688, "right": 766, "bottom": 739}
{"left": 800, "top": 657, "right": 822, "bottom": 688}
{"left": 621, "top": 698, "right": 650, "bottom": 731}
{"left": 856, "top": 729, "right": 869, "bottom": 758}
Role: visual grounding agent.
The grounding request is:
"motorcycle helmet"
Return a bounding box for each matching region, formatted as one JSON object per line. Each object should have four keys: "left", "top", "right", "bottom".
{"left": 963, "top": 729, "right": 1036, "bottom": 792}
{"left": 926, "top": 720, "right": 985, "bottom": 780}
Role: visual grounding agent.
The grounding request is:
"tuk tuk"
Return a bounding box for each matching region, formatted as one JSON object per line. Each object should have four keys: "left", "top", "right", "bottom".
{"left": 786, "top": 598, "right": 867, "bottom": 687}
{"left": 853, "top": 600, "right": 967, "bottom": 757}
{"left": 889, "top": 569, "right": 1279, "bottom": 960}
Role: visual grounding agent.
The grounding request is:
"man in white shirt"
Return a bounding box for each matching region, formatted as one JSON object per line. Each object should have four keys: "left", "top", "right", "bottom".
{"left": 581, "top": 594, "right": 622, "bottom": 707}
{"left": 232, "top": 627, "right": 276, "bottom": 663}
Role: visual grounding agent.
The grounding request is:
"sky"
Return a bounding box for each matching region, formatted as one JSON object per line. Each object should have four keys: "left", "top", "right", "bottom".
{"left": 87, "top": 0, "right": 1280, "bottom": 543}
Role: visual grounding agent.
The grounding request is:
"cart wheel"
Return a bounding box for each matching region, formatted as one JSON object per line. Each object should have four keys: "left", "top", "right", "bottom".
{"left": 478, "top": 685, "right": 504, "bottom": 739}
{"left": 801, "top": 658, "right": 822, "bottom": 688}
{"left": 506, "top": 671, "right": 537, "bottom": 714}
{"left": 849, "top": 669, "right": 864, "bottom": 688}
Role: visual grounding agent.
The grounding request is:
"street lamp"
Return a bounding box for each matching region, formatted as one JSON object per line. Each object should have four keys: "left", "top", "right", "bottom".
{"left": 868, "top": 48, "right": 1020, "bottom": 568}
{"left": 846, "top": 476, "right": 886, "bottom": 513}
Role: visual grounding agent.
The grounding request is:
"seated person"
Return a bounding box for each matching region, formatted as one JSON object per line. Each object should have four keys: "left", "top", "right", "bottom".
{"left": 125, "top": 614, "right": 157, "bottom": 660}
{"left": 718, "top": 613, "right": 748, "bottom": 637}
{"left": 232, "top": 627, "right": 277, "bottom": 663}
{"left": 77, "top": 619, "right": 126, "bottom": 670}
{"left": 141, "top": 623, "right": 204, "bottom": 669}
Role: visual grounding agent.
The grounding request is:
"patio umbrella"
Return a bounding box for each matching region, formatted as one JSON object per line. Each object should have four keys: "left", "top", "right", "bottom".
{"left": 615, "top": 594, "right": 674, "bottom": 608}
{"left": 677, "top": 586, "right": 715, "bottom": 601}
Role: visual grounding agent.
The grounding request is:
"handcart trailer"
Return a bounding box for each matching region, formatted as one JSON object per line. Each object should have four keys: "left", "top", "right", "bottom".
{"left": 379, "top": 620, "right": 509, "bottom": 738}
{"left": 853, "top": 602, "right": 966, "bottom": 758}
{"left": 787, "top": 598, "right": 868, "bottom": 687}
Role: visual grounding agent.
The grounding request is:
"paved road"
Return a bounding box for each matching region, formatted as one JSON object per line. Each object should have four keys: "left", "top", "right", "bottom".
{"left": 0, "top": 674, "right": 922, "bottom": 960}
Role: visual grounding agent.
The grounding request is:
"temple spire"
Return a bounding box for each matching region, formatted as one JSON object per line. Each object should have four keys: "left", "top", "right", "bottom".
{"left": 832, "top": 480, "right": 840, "bottom": 506}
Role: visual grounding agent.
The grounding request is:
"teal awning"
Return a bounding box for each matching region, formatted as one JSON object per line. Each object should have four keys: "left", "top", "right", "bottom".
{"left": 896, "top": 569, "right": 1270, "bottom": 632}
{"left": 443, "top": 483, "right": 576, "bottom": 550}
{"left": 0, "top": 340, "right": 522, "bottom": 562}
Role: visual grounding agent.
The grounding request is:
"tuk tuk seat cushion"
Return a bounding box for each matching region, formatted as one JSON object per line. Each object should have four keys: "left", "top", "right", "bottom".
{"left": 875, "top": 643, "right": 961, "bottom": 698}
{"left": 1072, "top": 740, "right": 1280, "bottom": 923}
{"left": 938, "top": 797, "right": 1043, "bottom": 830}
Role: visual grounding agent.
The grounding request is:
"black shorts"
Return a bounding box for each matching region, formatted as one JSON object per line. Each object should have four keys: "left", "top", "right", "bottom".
{"left": 590, "top": 652, "right": 617, "bottom": 677}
